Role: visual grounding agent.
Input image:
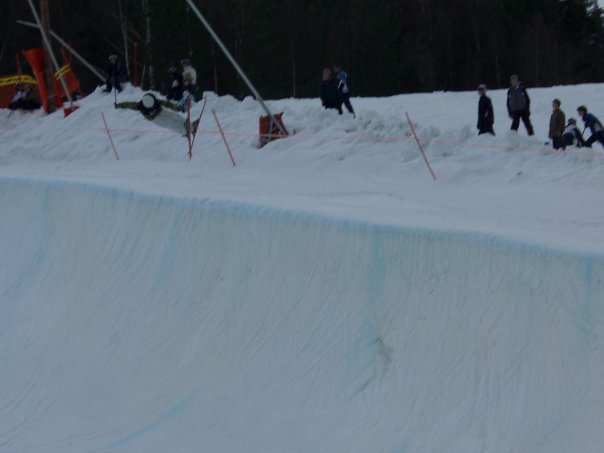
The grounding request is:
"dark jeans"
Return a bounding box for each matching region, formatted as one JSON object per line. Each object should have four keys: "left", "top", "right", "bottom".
{"left": 324, "top": 100, "right": 342, "bottom": 114}
{"left": 510, "top": 110, "right": 534, "bottom": 135}
{"left": 585, "top": 130, "right": 604, "bottom": 148}
{"left": 105, "top": 77, "right": 122, "bottom": 93}
{"left": 552, "top": 136, "right": 562, "bottom": 150}
{"left": 478, "top": 126, "right": 495, "bottom": 136}
{"left": 339, "top": 93, "right": 355, "bottom": 116}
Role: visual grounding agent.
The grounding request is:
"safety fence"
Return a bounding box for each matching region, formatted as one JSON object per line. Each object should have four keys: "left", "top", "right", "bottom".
{"left": 2, "top": 109, "right": 604, "bottom": 170}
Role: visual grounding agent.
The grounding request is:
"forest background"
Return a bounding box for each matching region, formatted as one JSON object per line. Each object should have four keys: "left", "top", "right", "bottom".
{"left": 1, "top": 0, "right": 603, "bottom": 99}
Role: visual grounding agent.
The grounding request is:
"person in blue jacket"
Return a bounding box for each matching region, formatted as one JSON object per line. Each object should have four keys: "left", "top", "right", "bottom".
{"left": 577, "top": 105, "right": 604, "bottom": 148}
{"left": 333, "top": 63, "right": 355, "bottom": 117}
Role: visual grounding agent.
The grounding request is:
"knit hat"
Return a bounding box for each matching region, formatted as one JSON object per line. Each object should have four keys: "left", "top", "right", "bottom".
{"left": 477, "top": 84, "right": 487, "bottom": 92}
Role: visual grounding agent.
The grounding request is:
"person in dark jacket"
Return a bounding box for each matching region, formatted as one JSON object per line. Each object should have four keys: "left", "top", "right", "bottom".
{"left": 476, "top": 84, "right": 494, "bottom": 135}
{"left": 561, "top": 118, "right": 586, "bottom": 149}
{"left": 577, "top": 105, "right": 604, "bottom": 148}
{"left": 507, "top": 74, "right": 534, "bottom": 135}
{"left": 548, "top": 98, "right": 565, "bottom": 150}
{"left": 333, "top": 63, "right": 355, "bottom": 117}
{"left": 320, "top": 68, "right": 341, "bottom": 113}
{"left": 105, "top": 54, "right": 126, "bottom": 93}
{"left": 166, "top": 66, "right": 183, "bottom": 101}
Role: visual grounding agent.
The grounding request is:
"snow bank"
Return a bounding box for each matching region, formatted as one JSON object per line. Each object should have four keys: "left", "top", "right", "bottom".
{"left": 1, "top": 178, "right": 603, "bottom": 452}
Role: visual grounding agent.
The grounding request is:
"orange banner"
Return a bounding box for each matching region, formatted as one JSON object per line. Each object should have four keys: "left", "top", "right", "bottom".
{"left": 22, "top": 48, "right": 49, "bottom": 112}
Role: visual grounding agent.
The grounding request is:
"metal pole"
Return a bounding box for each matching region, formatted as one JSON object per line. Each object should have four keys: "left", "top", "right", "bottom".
{"left": 39, "top": 0, "right": 56, "bottom": 113}
{"left": 27, "top": 0, "right": 73, "bottom": 109}
{"left": 184, "top": 0, "right": 287, "bottom": 136}
{"left": 17, "top": 20, "right": 106, "bottom": 82}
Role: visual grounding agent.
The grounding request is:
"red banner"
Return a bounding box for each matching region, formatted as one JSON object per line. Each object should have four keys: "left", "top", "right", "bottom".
{"left": 53, "top": 64, "right": 80, "bottom": 107}
{"left": 22, "top": 48, "right": 50, "bottom": 113}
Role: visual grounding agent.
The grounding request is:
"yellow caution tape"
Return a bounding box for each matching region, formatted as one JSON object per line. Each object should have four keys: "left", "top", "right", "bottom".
{"left": 54, "top": 65, "right": 70, "bottom": 79}
{"left": 0, "top": 75, "right": 37, "bottom": 87}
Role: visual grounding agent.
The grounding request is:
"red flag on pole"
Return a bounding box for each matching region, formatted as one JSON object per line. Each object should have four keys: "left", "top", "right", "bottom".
{"left": 22, "top": 48, "right": 50, "bottom": 112}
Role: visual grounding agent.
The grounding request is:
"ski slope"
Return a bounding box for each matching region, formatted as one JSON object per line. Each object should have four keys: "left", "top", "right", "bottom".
{"left": 1, "top": 84, "right": 604, "bottom": 452}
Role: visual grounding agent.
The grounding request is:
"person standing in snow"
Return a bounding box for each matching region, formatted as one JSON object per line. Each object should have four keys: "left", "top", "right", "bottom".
{"left": 166, "top": 66, "right": 183, "bottom": 102}
{"left": 333, "top": 63, "right": 355, "bottom": 117}
{"left": 180, "top": 58, "right": 198, "bottom": 99}
{"left": 105, "top": 54, "right": 127, "bottom": 93}
{"left": 476, "top": 84, "right": 494, "bottom": 135}
{"left": 320, "top": 68, "right": 341, "bottom": 113}
{"left": 577, "top": 105, "right": 604, "bottom": 148}
{"left": 548, "top": 99, "right": 565, "bottom": 150}
{"left": 561, "top": 118, "right": 586, "bottom": 149}
{"left": 507, "top": 74, "right": 534, "bottom": 135}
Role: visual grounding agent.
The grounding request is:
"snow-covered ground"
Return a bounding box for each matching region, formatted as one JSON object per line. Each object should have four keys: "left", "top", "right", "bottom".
{"left": 1, "top": 84, "right": 603, "bottom": 452}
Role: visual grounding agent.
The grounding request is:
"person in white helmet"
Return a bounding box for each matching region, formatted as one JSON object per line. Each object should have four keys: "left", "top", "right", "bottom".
{"left": 180, "top": 58, "right": 197, "bottom": 98}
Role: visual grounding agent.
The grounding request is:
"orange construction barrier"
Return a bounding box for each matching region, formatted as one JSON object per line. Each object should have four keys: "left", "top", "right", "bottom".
{"left": 259, "top": 112, "right": 288, "bottom": 147}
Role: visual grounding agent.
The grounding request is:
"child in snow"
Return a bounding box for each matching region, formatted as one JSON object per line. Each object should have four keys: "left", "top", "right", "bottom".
{"left": 561, "top": 118, "right": 586, "bottom": 149}
{"left": 577, "top": 105, "right": 604, "bottom": 148}
{"left": 333, "top": 63, "right": 355, "bottom": 117}
{"left": 476, "top": 84, "right": 494, "bottom": 135}
{"left": 548, "top": 99, "right": 565, "bottom": 150}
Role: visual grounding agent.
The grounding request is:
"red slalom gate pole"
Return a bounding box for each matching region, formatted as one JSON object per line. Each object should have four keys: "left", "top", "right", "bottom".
{"left": 212, "top": 109, "right": 236, "bottom": 167}
{"left": 405, "top": 112, "right": 437, "bottom": 181}
{"left": 101, "top": 112, "right": 120, "bottom": 160}
{"left": 190, "top": 97, "right": 207, "bottom": 149}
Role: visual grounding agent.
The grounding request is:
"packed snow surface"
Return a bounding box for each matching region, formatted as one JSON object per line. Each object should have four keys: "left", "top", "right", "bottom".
{"left": 1, "top": 84, "right": 603, "bottom": 452}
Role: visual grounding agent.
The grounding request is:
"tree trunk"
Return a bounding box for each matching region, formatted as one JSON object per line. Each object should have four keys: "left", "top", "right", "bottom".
{"left": 118, "top": 0, "right": 130, "bottom": 77}
{"left": 290, "top": 40, "right": 296, "bottom": 98}
{"left": 212, "top": 41, "right": 218, "bottom": 93}
{"left": 141, "top": 0, "right": 153, "bottom": 89}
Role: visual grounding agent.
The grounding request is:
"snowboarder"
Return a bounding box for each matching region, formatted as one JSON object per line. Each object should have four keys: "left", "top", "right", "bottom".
{"left": 577, "top": 106, "right": 604, "bottom": 148}
{"left": 320, "top": 68, "right": 341, "bottom": 113}
{"left": 166, "top": 66, "right": 183, "bottom": 102}
{"left": 561, "top": 118, "right": 586, "bottom": 149}
{"left": 507, "top": 74, "right": 534, "bottom": 135}
{"left": 548, "top": 99, "right": 565, "bottom": 150}
{"left": 105, "top": 54, "right": 126, "bottom": 93}
{"left": 333, "top": 63, "right": 355, "bottom": 117}
{"left": 476, "top": 84, "right": 494, "bottom": 135}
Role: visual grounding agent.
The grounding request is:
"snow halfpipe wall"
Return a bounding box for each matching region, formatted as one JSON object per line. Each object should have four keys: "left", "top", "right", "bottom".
{"left": 1, "top": 177, "right": 603, "bottom": 452}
